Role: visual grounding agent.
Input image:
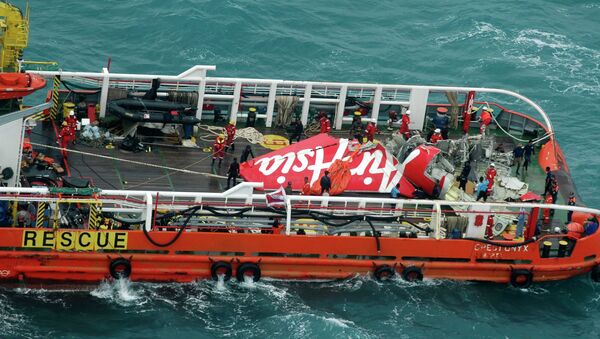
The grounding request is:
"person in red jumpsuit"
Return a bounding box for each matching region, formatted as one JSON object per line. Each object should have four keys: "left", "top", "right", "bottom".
{"left": 480, "top": 107, "right": 493, "bottom": 135}
{"left": 430, "top": 128, "right": 443, "bottom": 143}
{"left": 399, "top": 110, "right": 411, "bottom": 139}
{"left": 65, "top": 111, "right": 78, "bottom": 144}
{"left": 485, "top": 163, "right": 497, "bottom": 198}
{"left": 485, "top": 215, "right": 495, "bottom": 240}
{"left": 212, "top": 134, "right": 225, "bottom": 166}
{"left": 365, "top": 121, "right": 377, "bottom": 142}
{"left": 57, "top": 121, "right": 73, "bottom": 159}
{"left": 319, "top": 115, "right": 331, "bottom": 134}
{"left": 225, "top": 121, "right": 236, "bottom": 152}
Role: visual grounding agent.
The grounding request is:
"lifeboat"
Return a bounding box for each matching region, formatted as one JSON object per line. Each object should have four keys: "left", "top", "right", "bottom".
{"left": 108, "top": 98, "right": 200, "bottom": 124}
{"left": 0, "top": 72, "right": 46, "bottom": 100}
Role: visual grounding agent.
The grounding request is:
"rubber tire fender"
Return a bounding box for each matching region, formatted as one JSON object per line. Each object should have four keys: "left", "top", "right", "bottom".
{"left": 109, "top": 258, "right": 132, "bottom": 279}
{"left": 210, "top": 261, "right": 232, "bottom": 281}
{"left": 510, "top": 269, "right": 533, "bottom": 288}
{"left": 236, "top": 262, "right": 261, "bottom": 282}
{"left": 373, "top": 265, "right": 396, "bottom": 281}
{"left": 401, "top": 266, "right": 423, "bottom": 282}
{"left": 591, "top": 266, "right": 600, "bottom": 283}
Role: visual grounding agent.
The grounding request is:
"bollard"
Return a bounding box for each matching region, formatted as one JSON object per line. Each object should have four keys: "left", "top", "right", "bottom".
{"left": 541, "top": 241, "right": 552, "bottom": 258}
{"left": 557, "top": 240, "right": 569, "bottom": 258}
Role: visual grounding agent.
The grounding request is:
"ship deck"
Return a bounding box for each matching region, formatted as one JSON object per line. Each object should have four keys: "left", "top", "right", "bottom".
{"left": 25, "top": 119, "right": 559, "bottom": 204}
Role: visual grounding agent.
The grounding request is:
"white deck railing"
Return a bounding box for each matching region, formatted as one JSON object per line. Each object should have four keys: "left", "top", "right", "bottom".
{"left": 1, "top": 183, "right": 597, "bottom": 238}
{"left": 28, "top": 65, "right": 553, "bottom": 135}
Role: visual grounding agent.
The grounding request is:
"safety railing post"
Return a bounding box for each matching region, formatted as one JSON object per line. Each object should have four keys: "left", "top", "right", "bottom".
{"left": 334, "top": 85, "right": 347, "bottom": 130}
{"left": 99, "top": 67, "right": 110, "bottom": 119}
{"left": 434, "top": 202, "right": 442, "bottom": 239}
{"left": 285, "top": 197, "right": 292, "bottom": 235}
{"left": 266, "top": 82, "right": 277, "bottom": 127}
{"left": 301, "top": 83, "right": 312, "bottom": 126}
{"left": 195, "top": 69, "right": 207, "bottom": 120}
{"left": 371, "top": 86, "right": 382, "bottom": 123}
{"left": 230, "top": 82, "right": 242, "bottom": 124}
{"left": 144, "top": 192, "right": 153, "bottom": 232}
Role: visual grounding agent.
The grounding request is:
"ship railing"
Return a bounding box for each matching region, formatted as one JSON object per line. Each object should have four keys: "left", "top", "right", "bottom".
{"left": 2, "top": 185, "right": 600, "bottom": 241}
{"left": 27, "top": 65, "right": 554, "bottom": 136}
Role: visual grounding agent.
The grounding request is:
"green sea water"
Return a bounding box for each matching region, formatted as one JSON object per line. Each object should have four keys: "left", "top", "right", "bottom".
{"left": 3, "top": 0, "right": 600, "bottom": 337}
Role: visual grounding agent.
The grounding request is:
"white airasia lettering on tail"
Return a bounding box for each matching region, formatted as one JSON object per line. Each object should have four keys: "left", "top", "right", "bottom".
{"left": 253, "top": 139, "right": 403, "bottom": 193}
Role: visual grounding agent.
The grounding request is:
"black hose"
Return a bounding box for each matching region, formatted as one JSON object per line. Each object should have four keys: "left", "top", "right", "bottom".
{"left": 142, "top": 206, "right": 202, "bottom": 247}
{"left": 365, "top": 218, "right": 381, "bottom": 252}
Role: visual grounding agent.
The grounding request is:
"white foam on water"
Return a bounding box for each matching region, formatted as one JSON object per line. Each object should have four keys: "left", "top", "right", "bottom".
{"left": 324, "top": 316, "right": 354, "bottom": 328}
{"left": 435, "top": 21, "right": 507, "bottom": 45}
{"left": 215, "top": 274, "right": 227, "bottom": 291}
{"left": 90, "top": 279, "right": 147, "bottom": 306}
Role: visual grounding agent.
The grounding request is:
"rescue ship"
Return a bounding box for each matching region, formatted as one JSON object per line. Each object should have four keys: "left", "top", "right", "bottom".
{"left": 0, "top": 2, "right": 599, "bottom": 289}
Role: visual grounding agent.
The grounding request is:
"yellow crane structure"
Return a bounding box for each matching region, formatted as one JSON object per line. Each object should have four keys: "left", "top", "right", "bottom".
{"left": 0, "top": 1, "right": 29, "bottom": 72}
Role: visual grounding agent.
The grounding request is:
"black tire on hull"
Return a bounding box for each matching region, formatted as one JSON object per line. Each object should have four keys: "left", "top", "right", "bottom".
{"left": 109, "top": 258, "right": 132, "bottom": 279}
{"left": 591, "top": 266, "right": 600, "bottom": 283}
{"left": 374, "top": 265, "right": 396, "bottom": 281}
{"left": 236, "top": 262, "right": 261, "bottom": 282}
{"left": 510, "top": 269, "right": 533, "bottom": 288}
{"left": 211, "top": 261, "right": 232, "bottom": 281}
{"left": 401, "top": 266, "right": 423, "bottom": 282}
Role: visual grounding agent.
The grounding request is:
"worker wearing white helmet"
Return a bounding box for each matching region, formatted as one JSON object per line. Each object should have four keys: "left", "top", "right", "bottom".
{"left": 399, "top": 109, "right": 411, "bottom": 139}
{"left": 485, "top": 163, "right": 498, "bottom": 197}
{"left": 65, "top": 109, "right": 79, "bottom": 142}
{"left": 430, "top": 128, "right": 443, "bottom": 144}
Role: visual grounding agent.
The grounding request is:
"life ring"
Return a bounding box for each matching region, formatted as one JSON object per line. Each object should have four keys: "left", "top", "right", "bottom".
{"left": 236, "top": 262, "right": 261, "bottom": 282}
{"left": 109, "top": 258, "right": 132, "bottom": 279}
{"left": 373, "top": 265, "right": 395, "bottom": 281}
{"left": 401, "top": 266, "right": 423, "bottom": 282}
{"left": 210, "top": 261, "right": 232, "bottom": 281}
{"left": 510, "top": 269, "right": 533, "bottom": 288}
{"left": 591, "top": 266, "right": 600, "bottom": 283}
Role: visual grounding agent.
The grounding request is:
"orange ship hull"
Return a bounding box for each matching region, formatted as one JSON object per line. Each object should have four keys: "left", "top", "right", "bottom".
{"left": 0, "top": 228, "right": 598, "bottom": 286}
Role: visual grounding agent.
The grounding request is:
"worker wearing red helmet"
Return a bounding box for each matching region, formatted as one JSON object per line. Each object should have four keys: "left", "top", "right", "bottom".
{"left": 212, "top": 134, "right": 226, "bottom": 166}
{"left": 57, "top": 121, "right": 73, "bottom": 159}
{"left": 399, "top": 110, "right": 411, "bottom": 139}
{"left": 319, "top": 115, "right": 331, "bottom": 134}
{"left": 225, "top": 121, "right": 236, "bottom": 151}
{"left": 365, "top": 121, "right": 377, "bottom": 142}
{"left": 430, "top": 128, "right": 443, "bottom": 144}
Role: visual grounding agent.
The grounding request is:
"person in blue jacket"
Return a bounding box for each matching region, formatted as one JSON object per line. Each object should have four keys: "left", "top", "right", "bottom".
{"left": 584, "top": 217, "right": 599, "bottom": 237}
{"left": 475, "top": 176, "right": 489, "bottom": 202}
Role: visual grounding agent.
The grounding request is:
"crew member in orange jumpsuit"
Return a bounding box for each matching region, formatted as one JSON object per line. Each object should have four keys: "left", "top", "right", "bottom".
{"left": 430, "top": 128, "right": 443, "bottom": 143}
{"left": 225, "top": 121, "right": 236, "bottom": 151}
{"left": 365, "top": 121, "right": 377, "bottom": 142}
{"left": 480, "top": 107, "right": 493, "bottom": 134}
{"left": 485, "top": 163, "right": 497, "bottom": 197}
{"left": 399, "top": 110, "right": 411, "bottom": 139}
{"left": 320, "top": 115, "right": 331, "bottom": 134}
{"left": 301, "top": 176, "right": 311, "bottom": 195}
{"left": 65, "top": 111, "right": 78, "bottom": 144}
{"left": 212, "top": 134, "right": 225, "bottom": 166}
{"left": 57, "top": 121, "right": 73, "bottom": 159}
